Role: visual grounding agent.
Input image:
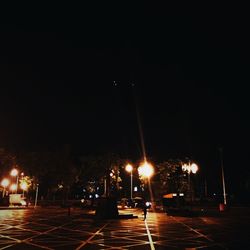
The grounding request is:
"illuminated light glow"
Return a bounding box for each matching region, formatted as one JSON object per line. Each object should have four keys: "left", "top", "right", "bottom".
{"left": 182, "top": 164, "right": 188, "bottom": 172}
{"left": 138, "top": 161, "right": 154, "bottom": 178}
{"left": 134, "top": 186, "right": 138, "bottom": 192}
{"left": 179, "top": 193, "right": 184, "bottom": 196}
{"left": 173, "top": 193, "right": 177, "bottom": 196}
{"left": 145, "top": 201, "right": 151, "bottom": 207}
{"left": 182, "top": 163, "right": 199, "bottom": 174}
{"left": 125, "top": 164, "right": 133, "bottom": 172}
{"left": 10, "top": 168, "right": 18, "bottom": 177}
{"left": 20, "top": 182, "right": 28, "bottom": 191}
{"left": 191, "top": 163, "right": 198, "bottom": 174}
{"left": 10, "top": 184, "right": 17, "bottom": 191}
{"left": 1, "top": 178, "right": 10, "bottom": 187}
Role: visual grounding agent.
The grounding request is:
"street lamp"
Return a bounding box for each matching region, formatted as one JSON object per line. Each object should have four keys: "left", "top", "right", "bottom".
{"left": 125, "top": 164, "right": 133, "bottom": 200}
{"left": 138, "top": 161, "right": 154, "bottom": 206}
{"left": 1, "top": 178, "right": 10, "bottom": 197}
{"left": 20, "top": 181, "right": 28, "bottom": 197}
{"left": 182, "top": 162, "right": 198, "bottom": 202}
{"left": 10, "top": 168, "right": 19, "bottom": 194}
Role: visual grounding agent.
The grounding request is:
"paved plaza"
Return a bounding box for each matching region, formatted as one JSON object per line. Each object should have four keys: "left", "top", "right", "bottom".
{"left": 0, "top": 206, "right": 249, "bottom": 249}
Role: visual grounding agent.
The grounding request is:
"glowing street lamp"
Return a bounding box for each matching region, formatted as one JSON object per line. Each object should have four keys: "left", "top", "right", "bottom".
{"left": 10, "top": 168, "right": 18, "bottom": 177}
{"left": 1, "top": 178, "right": 10, "bottom": 197}
{"left": 182, "top": 162, "right": 199, "bottom": 201}
{"left": 125, "top": 164, "right": 133, "bottom": 199}
{"left": 138, "top": 161, "right": 154, "bottom": 206}
{"left": 10, "top": 168, "right": 19, "bottom": 194}
{"left": 138, "top": 161, "right": 154, "bottom": 179}
{"left": 20, "top": 181, "right": 28, "bottom": 196}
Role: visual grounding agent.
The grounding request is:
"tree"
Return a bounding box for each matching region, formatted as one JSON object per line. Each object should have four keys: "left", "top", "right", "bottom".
{"left": 156, "top": 159, "right": 188, "bottom": 198}
{"left": 79, "top": 153, "right": 125, "bottom": 198}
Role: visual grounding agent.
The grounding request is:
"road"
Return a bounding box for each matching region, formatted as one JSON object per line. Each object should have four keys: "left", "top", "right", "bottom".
{"left": 0, "top": 206, "right": 249, "bottom": 249}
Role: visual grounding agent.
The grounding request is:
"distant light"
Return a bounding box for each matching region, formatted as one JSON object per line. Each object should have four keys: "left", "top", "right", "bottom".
{"left": 146, "top": 202, "right": 151, "bottom": 207}
{"left": 89, "top": 195, "right": 93, "bottom": 198}
{"left": 20, "top": 182, "right": 28, "bottom": 191}
{"left": 173, "top": 193, "right": 177, "bottom": 196}
{"left": 125, "top": 164, "right": 133, "bottom": 172}
{"left": 138, "top": 161, "right": 154, "bottom": 178}
{"left": 80, "top": 199, "right": 85, "bottom": 203}
{"left": 134, "top": 186, "right": 138, "bottom": 192}
{"left": 10, "top": 184, "right": 17, "bottom": 191}
{"left": 179, "top": 193, "right": 184, "bottom": 196}
{"left": 182, "top": 163, "right": 199, "bottom": 174}
{"left": 1, "top": 178, "right": 10, "bottom": 188}
{"left": 95, "top": 194, "right": 99, "bottom": 198}
{"left": 191, "top": 163, "right": 198, "bottom": 174}
{"left": 10, "top": 168, "right": 18, "bottom": 177}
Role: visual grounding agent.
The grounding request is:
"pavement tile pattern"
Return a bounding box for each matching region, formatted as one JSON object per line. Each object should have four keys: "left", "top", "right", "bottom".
{"left": 0, "top": 207, "right": 249, "bottom": 249}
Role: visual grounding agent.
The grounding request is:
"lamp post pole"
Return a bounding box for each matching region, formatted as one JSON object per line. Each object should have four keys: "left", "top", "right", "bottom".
{"left": 182, "top": 162, "right": 198, "bottom": 203}
{"left": 219, "top": 148, "right": 227, "bottom": 205}
{"left": 188, "top": 170, "right": 191, "bottom": 201}
{"left": 1, "top": 179, "right": 10, "bottom": 198}
{"left": 130, "top": 170, "right": 133, "bottom": 200}
{"left": 125, "top": 164, "right": 133, "bottom": 200}
{"left": 34, "top": 184, "right": 39, "bottom": 208}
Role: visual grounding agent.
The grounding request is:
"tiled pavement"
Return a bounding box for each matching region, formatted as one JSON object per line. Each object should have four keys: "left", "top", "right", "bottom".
{"left": 0, "top": 207, "right": 249, "bottom": 249}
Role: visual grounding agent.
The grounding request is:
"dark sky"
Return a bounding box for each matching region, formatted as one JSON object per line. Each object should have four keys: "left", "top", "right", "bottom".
{"left": 1, "top": 4, "right": 250, "bottom": 192}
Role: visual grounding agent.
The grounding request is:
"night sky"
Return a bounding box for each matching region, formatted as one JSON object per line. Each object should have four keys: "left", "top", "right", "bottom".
{"left": 1, "top": 4, "right": 250, "bottom": 193}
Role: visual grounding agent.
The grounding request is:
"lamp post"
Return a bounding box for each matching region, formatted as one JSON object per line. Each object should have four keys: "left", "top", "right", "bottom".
{"left": 34, "top": 184, "right": 39, "bottom": 208}
{"left": 219, "top": 148, "right": 227, "bottom": 206}
{"left": 10, "top": 168, "right": 19, "bottom": 194}
{"left": 182, "top": 162, "right": 198, "bottom": 202}
{"left": 138, "top": 161, "right": 154, "bottom": 203}
{"left": 125, "top": 164, "right": 133, "bottom": 200}
{"left": 1, "top": 178, "right": 10, "bottom": 198}
{"left": 20, "top": 182, "right": 28, "bottom": 197}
